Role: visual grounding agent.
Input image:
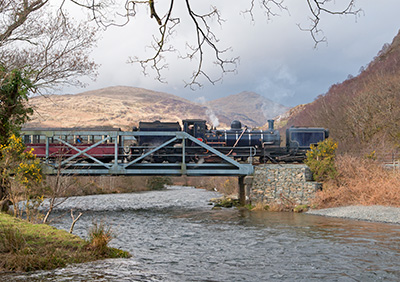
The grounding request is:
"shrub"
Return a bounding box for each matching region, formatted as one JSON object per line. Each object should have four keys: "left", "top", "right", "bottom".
{"left": 0, "top": 134, "right": 44, "bottom": 220}
{"left": 146, "top": 176, "right": 172, "bottom": 190}
{"left": 221, "top": 178, "right": 238, "bottom": 195}
{"left": 305, "top": 138, "right": 338, "bottom": 182}
{"left": 250, "top": 202, "right": 268, "bottom": 211}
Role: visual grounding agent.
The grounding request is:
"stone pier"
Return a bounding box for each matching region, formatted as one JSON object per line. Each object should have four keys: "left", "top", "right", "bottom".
{"left": 246, "top": 164, "right": 321, "bottom": 206}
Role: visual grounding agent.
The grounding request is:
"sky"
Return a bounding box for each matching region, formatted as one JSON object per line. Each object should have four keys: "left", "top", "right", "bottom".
{"left": 62, "top": 0, "right": 400, "bottom": 107}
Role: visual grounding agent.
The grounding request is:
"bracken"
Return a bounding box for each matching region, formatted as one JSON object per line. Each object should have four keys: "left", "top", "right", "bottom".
{"left": 312, "top": 155, "right": 400, "bottom": 208}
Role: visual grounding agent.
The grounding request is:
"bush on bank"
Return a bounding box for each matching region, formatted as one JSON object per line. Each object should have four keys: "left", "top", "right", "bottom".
{"left": 305, "top": 138, "right": 338, "bottom": 182}
{"left": 0, "top": 213, "right": 130, "bottom": 272}
{"left": 146, "top": 176, "right": 173, "bottom": 190}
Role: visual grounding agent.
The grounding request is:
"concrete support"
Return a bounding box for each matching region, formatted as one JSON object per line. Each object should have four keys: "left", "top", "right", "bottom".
{"left": 244, "top": 176, "right": 254, "bottom": 205}
{"left": 238, "top": 176, "right": 245, "bottom": 206}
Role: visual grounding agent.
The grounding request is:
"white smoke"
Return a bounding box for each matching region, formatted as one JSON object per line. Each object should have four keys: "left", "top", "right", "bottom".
{"left": 261, "top": 101, "right": 286, "bottom": 119}
{"left": 195, "top": 96, "right": 220, "bottom": 128}
{"left": 206, "top": 108, "right": 220, "bottom": 128}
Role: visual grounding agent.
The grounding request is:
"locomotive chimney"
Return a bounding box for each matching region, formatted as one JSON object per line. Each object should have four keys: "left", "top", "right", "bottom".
{"left": 267, "top": 120, "right": 274, "bottom": 131}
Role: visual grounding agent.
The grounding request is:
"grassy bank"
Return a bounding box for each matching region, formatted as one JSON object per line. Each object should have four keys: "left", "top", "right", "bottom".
{"left": 0, "top": 213, "right": 130, "bottom": 272}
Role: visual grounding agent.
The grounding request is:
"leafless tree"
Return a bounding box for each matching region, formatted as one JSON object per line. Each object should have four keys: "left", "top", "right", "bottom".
{"left": 0, "top": 1, "right": 99, "bottom": 91}
{"left": 42, "top": 161, "right": 77, "bottom": 224}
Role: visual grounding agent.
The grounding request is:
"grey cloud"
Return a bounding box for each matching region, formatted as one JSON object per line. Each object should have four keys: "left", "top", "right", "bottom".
{"left": 62, "top": 1, "right": 400, "bottom": 107}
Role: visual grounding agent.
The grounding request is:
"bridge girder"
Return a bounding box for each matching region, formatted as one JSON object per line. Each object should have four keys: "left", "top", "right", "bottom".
{"left": 21, "top": 129, "right": 254, "bottom": 177}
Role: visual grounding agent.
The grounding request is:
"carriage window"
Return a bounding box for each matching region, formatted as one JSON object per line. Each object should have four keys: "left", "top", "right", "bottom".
{"left": 291, "top": 132, "right": 324, "bottom": 147}
{"left": 23, "top": 135, "right": 30, "bottom": 144}
{"left": 32, "top": 135, "right": 40, "bottom": 143}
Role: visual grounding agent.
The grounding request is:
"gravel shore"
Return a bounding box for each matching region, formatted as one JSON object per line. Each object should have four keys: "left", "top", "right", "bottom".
{"left": 306, "top": 205, "right": 400, "bottom": 224}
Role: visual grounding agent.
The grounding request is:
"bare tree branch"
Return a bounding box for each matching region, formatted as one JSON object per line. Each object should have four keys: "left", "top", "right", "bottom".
{"left": 0, "top": 0, "right": 363, "bottom": 90}
{"left": 128, "top": 0, "right": 177, "bottom": 84}
{"left": 183, "top": 1, "right": 238, "bottom": 88}
{"left": 0, "top": 0, "right": 49, "bottom": 43}
{"left": 69, "top": 209, "right": 82, "bottom": 234}
{"left": 299, "top": 0, "right": 362, "bottom": 46}
{"left": 122, "top": 0, "right": 360, "bottom": 87}
{"left": 242, "top": 0, "right": 287, "bottom": 22}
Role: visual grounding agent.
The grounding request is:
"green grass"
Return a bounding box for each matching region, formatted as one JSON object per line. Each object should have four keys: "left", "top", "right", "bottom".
{"left": 0, "top": 213, "right": 130, "bottom": 272}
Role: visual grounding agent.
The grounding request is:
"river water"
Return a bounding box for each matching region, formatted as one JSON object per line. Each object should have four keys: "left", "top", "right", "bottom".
{"left": 4, "top": 186, "right": 400, "bottom": 282}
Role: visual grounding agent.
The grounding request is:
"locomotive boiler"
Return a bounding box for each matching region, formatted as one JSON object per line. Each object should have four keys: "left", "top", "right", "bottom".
{"left": 203, "top": 119, "right": 280, "bottom": 148}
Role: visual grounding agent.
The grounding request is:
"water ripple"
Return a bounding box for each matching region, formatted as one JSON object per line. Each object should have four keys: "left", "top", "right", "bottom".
{"left": 4, "top": 186, "right": 400, "bottom": 282}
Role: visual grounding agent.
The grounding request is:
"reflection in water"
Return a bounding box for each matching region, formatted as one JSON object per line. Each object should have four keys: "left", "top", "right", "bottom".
{"left": 2, "top": 186, "right": 400, "bottom": 282}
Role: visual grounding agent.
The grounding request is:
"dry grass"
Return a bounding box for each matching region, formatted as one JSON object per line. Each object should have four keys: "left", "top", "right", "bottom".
{"left": 88, "top": 221, "right": 114, "bottom": 255}
{"left": 313, "top": 155, "right": 400, "bottom": 208}
{"left": 268, "top": 203, "right": 293, "bottom": 212}
{"left": 252, "top": 201, "right": 267, "bottom": 211}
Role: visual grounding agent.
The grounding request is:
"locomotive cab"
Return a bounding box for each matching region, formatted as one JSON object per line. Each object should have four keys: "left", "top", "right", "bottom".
{"left": 182, "top": 119, "right": 207, "bottom": 141}
{"left": 286, "top": 127, "right": 329, "bottom": 151}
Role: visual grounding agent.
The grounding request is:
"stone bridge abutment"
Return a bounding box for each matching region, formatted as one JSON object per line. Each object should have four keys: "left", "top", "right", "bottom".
{"left": 242, "top": 164, "right": 321, "bottom": 206}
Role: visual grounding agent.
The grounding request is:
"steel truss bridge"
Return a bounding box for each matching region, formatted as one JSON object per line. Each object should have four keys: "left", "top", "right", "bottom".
{"left": 21, "top": 129, "right": 254, "bottom": 177}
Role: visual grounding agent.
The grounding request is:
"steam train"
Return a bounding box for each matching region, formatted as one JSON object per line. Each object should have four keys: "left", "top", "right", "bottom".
{"left": 22, "top": 119, "right": 328, "bottom": 164}
{"left": 132, "top": 119, "right": 328, "bottom": 163}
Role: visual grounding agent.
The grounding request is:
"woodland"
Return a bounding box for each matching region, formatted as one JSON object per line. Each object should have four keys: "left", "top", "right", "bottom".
{"left": 285, "top": 30, "right": 400, "bottom": 161}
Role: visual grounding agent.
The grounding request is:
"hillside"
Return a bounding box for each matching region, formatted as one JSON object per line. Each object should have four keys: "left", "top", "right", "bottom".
{"left": 28, "top": 86, "right": 212, "bottom": 130}
{"left": 282, "top": 29, "right": 400, "bottom": 159}
{"left": 27, "top": 86, "right": 288, "bottom": 130}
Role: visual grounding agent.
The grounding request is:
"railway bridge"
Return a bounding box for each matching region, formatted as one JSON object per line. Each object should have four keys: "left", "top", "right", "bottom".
{"left": 22, "top": 129, "right": 254, "bottom": 204}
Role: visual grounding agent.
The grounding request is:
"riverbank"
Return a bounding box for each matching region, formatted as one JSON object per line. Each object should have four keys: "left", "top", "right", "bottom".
{"left": 307, "top": 205, "right": 400, "bottom": 224}
{"left": 48, "top": 175, "right": 237, "bottom": 196}
{"left": 0, "top": 213, "right": 130, "bottom": 272}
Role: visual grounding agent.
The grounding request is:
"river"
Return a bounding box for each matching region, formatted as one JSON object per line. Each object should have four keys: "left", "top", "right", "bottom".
{"left": 4, "top": 186, "right": 400, "bottom": 281}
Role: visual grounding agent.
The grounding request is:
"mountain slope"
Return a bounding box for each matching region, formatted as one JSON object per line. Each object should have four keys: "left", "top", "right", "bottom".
{"left": 27, "top": 86, "right": 288, "bottom": 130}
{"left": 28, "top": 86, "right": 210, "bottom": 130}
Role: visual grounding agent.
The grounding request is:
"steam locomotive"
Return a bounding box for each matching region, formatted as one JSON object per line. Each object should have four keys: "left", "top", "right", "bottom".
{"left": 131, "top": 119, "right": 328, "bottom": 163}
{"left": 22, "top": 119, "right": 328, "bottom": 164}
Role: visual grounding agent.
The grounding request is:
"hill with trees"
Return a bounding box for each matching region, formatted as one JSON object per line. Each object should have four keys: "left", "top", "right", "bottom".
{"left": 282, "top": 29, "right": 400, "bottom": 161}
